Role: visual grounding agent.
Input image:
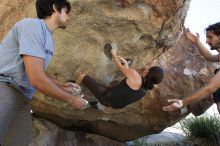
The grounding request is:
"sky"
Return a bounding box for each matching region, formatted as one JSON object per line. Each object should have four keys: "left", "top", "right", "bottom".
{"left": 184, "top": 0, "right": 220, "bottom": 115}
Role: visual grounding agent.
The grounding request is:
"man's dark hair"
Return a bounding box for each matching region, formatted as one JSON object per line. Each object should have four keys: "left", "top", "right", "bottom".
{"left": 142, "top": 66, "right": 164, "bottom": 90}
{"left": 205, "top": 22, "right": 220, "bottom": 36}
{"left": 36, "top": 0, "right": 71, "bottom": 19}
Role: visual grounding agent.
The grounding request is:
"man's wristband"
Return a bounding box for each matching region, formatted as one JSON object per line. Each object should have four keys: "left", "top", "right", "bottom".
{"left": 180, "top": 106, "right": 188, "bottom": 114}
{"left": 172, "top": 100, "right": 183, "bottom": 108}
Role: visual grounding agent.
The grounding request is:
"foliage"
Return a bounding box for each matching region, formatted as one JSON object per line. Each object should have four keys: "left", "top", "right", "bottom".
{"left": 133, "top": 137, "right": 149, "bottom": 146}
{"left": 180, "top": 116, "right": 220, "bottom": 146}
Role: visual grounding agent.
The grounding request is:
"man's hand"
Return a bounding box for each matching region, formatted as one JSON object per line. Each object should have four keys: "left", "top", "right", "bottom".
{"left": 61, "top": 82, "right": 81, "bottom": 94}
{"left": 163, "top": 99, "right": 183, "bottom": 111}
{"left": 186, "top": 31, "right": 200, "bottom": 44}
{"left": 163, "top": 103, "right": 178, "bottom": 111}
{"left": 70, "top": 95, "right": 88, "bottom": 109}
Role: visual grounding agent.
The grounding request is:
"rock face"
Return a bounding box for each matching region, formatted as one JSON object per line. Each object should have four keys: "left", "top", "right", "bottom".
{"left": 30, "top": 117, "right": 126, "bottom": 146}
{"left": 0, "top": 0, "right": 36, "bottom": 39}
{"left": 0, "top": 0, "right": 215, "bottom": 142}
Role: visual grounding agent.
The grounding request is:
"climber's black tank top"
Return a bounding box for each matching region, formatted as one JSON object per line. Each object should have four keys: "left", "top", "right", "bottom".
{"left": 105, "top": 78, "right": 147, "bottom": 109}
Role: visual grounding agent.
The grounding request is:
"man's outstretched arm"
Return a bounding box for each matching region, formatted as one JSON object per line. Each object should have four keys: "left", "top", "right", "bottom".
{"left": 23, "top": 55, "right": 87, "bottom": 109}
{"left": 163, "top": 73, "right": 220, "bottom": 111}
{"left": 186, "top": 32, "right": 220, "bottom": 62}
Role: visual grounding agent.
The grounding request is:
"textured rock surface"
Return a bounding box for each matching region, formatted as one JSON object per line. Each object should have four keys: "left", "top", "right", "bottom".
{"left": 0, "top": 0, "right": 215, "bottom": 142}
{"left": 0, "top": 0, "right": 36, "bottom": 39}
{"left": 29, "top": 117, "right": 125, "bottom": 146}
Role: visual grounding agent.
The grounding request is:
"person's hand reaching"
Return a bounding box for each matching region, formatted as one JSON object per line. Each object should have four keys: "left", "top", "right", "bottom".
{"left": 186, "top": 30, "right": 200, "bottom": 44}
{"left": 163, "top": 99, "right": 183, "bottom": 111}
{"left": 61, "top": 82, "right": 81, "bottom": 94}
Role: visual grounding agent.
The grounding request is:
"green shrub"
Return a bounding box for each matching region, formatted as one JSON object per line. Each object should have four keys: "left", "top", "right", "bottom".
{"left": 180, "top": 116, "right": 220, "bottom": 146}
{"left": 133, "top": 137, "right": 149, "bottom": 146}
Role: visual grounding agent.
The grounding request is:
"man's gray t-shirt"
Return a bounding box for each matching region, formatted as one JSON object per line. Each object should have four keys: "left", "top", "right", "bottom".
{"left": 0, "top": 18, "right": 54, "bottom": 99}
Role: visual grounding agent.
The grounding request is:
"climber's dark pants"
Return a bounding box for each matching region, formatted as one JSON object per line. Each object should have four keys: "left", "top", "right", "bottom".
{"left": 82, "top": 75, "right": 111, "bottom": 107}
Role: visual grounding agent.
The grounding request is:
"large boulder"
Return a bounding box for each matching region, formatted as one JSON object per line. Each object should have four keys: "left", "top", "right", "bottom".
{"left": 0, "top": 0, "right": 215, "bottom": 142}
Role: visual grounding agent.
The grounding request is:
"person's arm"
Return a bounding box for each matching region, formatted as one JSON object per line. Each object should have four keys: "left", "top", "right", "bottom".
{"left": 48, "top": 75, "right": 80, "bottom": 93}
{"left": 111, "top": 48, "right": 141, "bottom": 89}
{"left": 163, "top": 73, "right": 220, "bottom": 111}
{"left": 47, "top": 75, "right": 64, "bottom": 87}
{"left": 23, "top": 55, "right": 87, "bottom": 109}
{"left": 186, "top": 32, "right": 220, "bottom": 62}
